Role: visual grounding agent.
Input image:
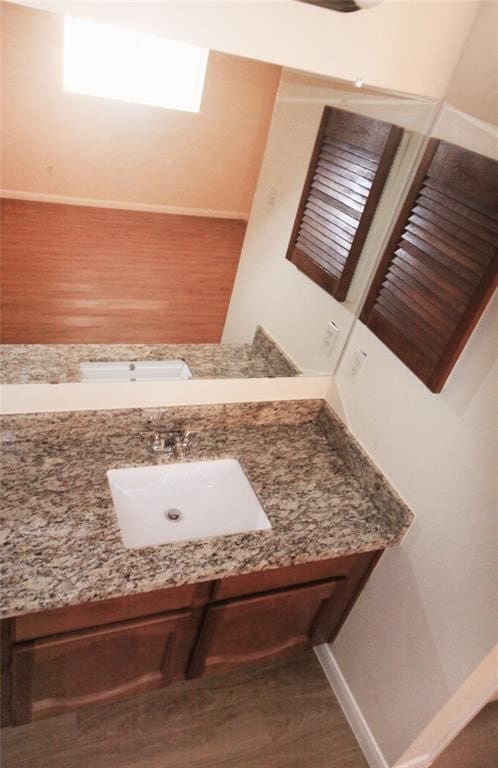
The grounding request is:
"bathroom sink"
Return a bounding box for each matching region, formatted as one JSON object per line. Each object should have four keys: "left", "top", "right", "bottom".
{"left": 107, "top": 459, "right": 271, "bottom": 548}
{"left": 80, "top": 359, "right": 192, "bottom": 382}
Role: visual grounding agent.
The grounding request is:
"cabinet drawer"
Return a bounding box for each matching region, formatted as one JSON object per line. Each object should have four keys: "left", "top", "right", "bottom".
{"left": 11, "top": 610, "right": 191, "bottom": 725}
{"left": 212, "top": 552, "right": 372, "bottom": 601}
{"left": 188, "top": 579, "right": 341, "bottom": 678}
{"left": 13, "top": 582, "right": 205, "bottom": 642}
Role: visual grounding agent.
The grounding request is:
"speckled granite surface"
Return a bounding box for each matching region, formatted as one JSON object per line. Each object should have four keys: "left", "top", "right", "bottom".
{"left": 252, "top": 327, "right": 298, "bottom": 377}
{"left": 0, "top": 327, "right": 299, "bottom": 384}
{"left": 0, "top": 401, "right": 413, "bottom": 618}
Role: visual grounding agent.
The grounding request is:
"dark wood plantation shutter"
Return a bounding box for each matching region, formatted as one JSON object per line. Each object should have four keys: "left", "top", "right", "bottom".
{"left": 286, "top": 107, "right": 403, "bottom": 301}
{"left": 360, "top": 139, "right": 498, "bottom": 393}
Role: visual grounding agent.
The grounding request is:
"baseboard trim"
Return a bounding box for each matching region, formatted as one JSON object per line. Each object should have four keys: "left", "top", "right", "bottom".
{"left": 314, "top": 644, "right": 431, "bottom": 768}
{"left": 394, "top": 757, "right": 431, "bottom": 768}
{"left": 314, "top": 644, "right": 390, "bottom": 768}
{"left": 0, "top": 189, "right": 248, "bottom": 221}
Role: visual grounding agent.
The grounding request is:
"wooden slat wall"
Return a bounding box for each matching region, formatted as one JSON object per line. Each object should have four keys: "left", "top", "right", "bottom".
{"left": 0, "top": 200, "right": 246, "bottom": 344}
{"left": 360, "top": 139, "right": 498, "bottom": 393}
{"left": 286, "top": 107, "right": 403, "bottom": 301}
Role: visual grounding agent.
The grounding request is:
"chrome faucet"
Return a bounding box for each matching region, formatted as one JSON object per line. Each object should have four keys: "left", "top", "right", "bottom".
{"left": 173, "top": 430, "right": 192, "bottom": 459}
{"left": 141, "top": 428, "right": 192, "bottom": 457}
{"left": 141, "top": 431, "right": 170, "bottom": 454}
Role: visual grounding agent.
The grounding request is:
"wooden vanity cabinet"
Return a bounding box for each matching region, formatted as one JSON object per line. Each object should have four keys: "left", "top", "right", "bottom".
{"left": 188, "top": 549, "right": 381, "bottom": 678}
{"left": 3, "top": 582, "right": 208, "bottom": 727}
{"left": 1, "top": 550, "right": 381, "bottom": 727}
{"left": 11, "top": 610, "right": 191, "bottom": 724}
{"left": 188, "top": 579, "right": 343, "bottom": 678}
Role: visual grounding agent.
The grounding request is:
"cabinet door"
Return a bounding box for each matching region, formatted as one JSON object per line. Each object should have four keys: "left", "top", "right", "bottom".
{"left": 188, "top": 580, "right": 340, "bottom": 678}
{"left": 11, "top": 610, "right": 190, "bottom": 725}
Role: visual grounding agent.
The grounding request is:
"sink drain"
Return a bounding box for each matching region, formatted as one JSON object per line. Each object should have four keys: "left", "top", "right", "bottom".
{"left": 165, "top": 508, "right": 183, "bottom": 522}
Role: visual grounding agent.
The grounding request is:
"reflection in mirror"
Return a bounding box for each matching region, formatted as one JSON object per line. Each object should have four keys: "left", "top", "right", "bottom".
{"left": 284, "top": 106, "right": 404, "bottom": 301}
{"left": 1, "top": 1, "right": 438, "bottom": 384}
{"left": 1, "top": 3, "right": 280, "bottom": 346}
{"left": 0, "top": 327, "right": 299, "bottom": 385}
{"left": 223, "top": 70, "right": 438, "bottom": 374}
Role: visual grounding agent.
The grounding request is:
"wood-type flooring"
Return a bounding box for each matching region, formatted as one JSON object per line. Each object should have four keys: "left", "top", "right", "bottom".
{"left": 1, "top": 651, "right": 369, "bottom": 768}
{"left": 3, "top": 651, "right": 495, "bottom": 768}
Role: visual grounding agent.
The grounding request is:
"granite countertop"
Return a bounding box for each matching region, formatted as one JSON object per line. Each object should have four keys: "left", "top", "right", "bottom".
{"left": 0, "top": 327, "right": 299, "bottom": 384}
{"left": 0, "top": 401, "right": 413, "bottom": 619}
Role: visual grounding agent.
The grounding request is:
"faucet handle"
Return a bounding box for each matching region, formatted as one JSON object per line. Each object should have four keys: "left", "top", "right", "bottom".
{"left": 140, "top": 429, "right": 161, "bottom": 441}
{"left": 181, "top": 429, "right": 193, "bottom": 446}
{"left": 172, "top": 429, "right": 193, "bottom": 459}
{"left": 173, "top": 429, "right": 192, "bottom": 448}
{"left": 141, "top": 430, "right": 171, "bottom": 454}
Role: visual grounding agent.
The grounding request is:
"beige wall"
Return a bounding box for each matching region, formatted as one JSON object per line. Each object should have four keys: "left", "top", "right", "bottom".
{"left": 329, "top": 299, "right": 497, "bottom": 766}
{"left": 7, "top": 0, "right": 479, "bottom": 100}
{"left": 327, "top": 106, "right": 498, "bottom": 765}
{"left": 445, "top": 0, "right": 498, "bottom": 126}
{"left": 0, "top": 3, "right": 281, "bottom": 216}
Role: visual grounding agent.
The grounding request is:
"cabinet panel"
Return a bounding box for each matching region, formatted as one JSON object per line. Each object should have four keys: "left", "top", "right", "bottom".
{"left": 212, "top": 552, "right": 370, "bottom": 601}
{"left": 14, "top": 582, "right": 207, "bottom": 642}
{"left": 11, "top": 611, "right": 191, "bottom": 725}
{"left": 188, "top": 580, "right": 340, "bottom": 679}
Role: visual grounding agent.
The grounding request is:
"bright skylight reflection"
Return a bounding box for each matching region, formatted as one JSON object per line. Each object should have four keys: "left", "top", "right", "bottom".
{"left": 63, "top": 16, "right": 208, "bottom": 112}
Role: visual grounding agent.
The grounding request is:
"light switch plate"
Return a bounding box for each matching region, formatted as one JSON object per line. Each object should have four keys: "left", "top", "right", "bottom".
{"left": 321, "top": 321, "right": 339, "bottom": 357}
{"left": 348, "top": 348, "right": 367, "bottom": 379}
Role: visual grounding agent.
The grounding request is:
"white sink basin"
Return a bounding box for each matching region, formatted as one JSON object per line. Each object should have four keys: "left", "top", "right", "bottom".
{"left": 107, "top": 459, "right": 271, "bottom": 548}
{"left": 80, "top": 359, "right": 192, "bottom": 382}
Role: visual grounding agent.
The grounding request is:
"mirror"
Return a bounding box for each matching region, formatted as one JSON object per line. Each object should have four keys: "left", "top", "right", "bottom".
{"left": 1, "top": 1, "right": 438, "bottom": 385}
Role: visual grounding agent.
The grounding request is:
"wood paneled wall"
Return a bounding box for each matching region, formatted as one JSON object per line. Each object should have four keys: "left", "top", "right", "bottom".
{"left": 0, "top": 200, "right": 246, "bottom": 344}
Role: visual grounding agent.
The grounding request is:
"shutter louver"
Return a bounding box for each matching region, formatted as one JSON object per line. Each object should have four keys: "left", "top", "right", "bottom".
{"left": 361, "top": 139, "right": 498, "bottom": 393}
{"left": 286, "top": 107, "right": 403, "bottom": 301}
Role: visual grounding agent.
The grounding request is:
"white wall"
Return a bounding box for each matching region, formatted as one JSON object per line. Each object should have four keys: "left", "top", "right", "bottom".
{"left": 223, "top": 69, "right": 437, "bottom": 373}
{"left": 8, "top": 0, "right": 479, "bottom": 100}
{"left": 445, "top": 0, "right": 498, "bottom": 126}
{"left": 326, "top": 108, "right": 498, "bottom": 765}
